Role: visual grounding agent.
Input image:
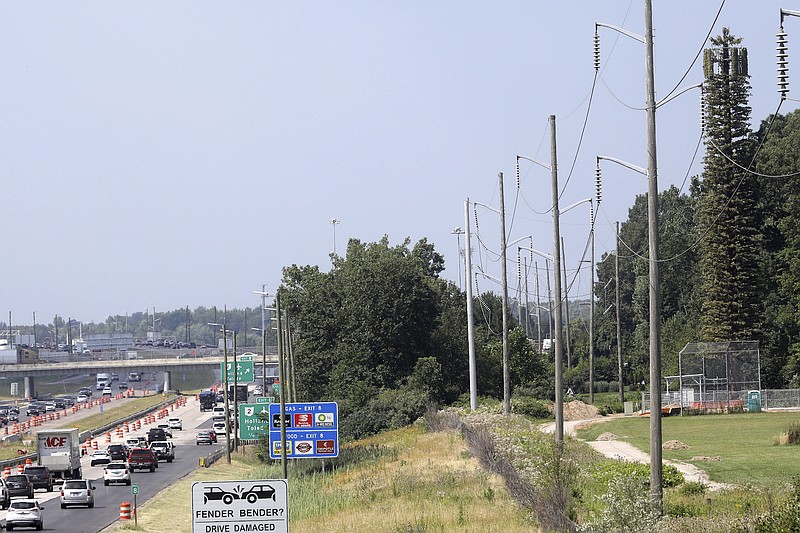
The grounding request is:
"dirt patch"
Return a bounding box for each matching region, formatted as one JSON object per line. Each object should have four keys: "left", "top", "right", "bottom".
{"left": 663, "top": 440, "right": 690, "bottom": 450}
{"left": 562, "top": 400, "right": 601, "bottom": 421}
{"left": 596, "top": 432, "right": 618, "bottom": 441}
{"left": 690, "top": 456, "right": 721, "bottom": 462}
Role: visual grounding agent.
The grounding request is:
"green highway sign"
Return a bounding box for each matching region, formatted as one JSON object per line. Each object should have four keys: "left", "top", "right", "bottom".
{"left": 257, "top": 397, "right": 274, "bottom": 404}
{"left": 131, "top": 484, "right": 139, "bottom": 495}
{"left": 239, "top": 403, "right": 271, "bottom": 440}
{"left": 221, "top": 360, "right": 255, "bottom": 383}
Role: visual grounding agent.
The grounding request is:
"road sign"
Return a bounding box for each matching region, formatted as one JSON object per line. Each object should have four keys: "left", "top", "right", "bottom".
{"left": 221, "top": 360, "right": 255, "bottom": 383}
{"left": 256, "top": 397, "right": 274, "bottom": 404}
{"left": 192, "top": 479, "right": 288, "bottom": 533}
{"left": 268, "top": 402, "right": 338, "bottom": 459}
{"left": 131, "top": 484, "right": 139, "bottom": 496}
{"left": 238, "top": 403, "right": 271, "bottom": 440}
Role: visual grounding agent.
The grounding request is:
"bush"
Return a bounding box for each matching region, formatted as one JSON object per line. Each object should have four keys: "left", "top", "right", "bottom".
{"left": 786, "top": 421, "right": 800, "bottom": 444}
{"left": 595, "top": 380, "right": 609, "bottom": 393}
{"left": 750, "top": 476, "right": 800, "bottom": 533}
{"left": 511, "top": 396, "right": 553, "bottom": 419}
{"left": 678, "top": 481, "right": 708, "bottom": 496}
{"left": 592, "top": 460, "right": 684, "bottom": 489}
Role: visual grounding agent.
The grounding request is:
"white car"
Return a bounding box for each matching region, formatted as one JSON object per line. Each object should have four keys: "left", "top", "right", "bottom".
{"left": 90, "top": 450, "right": 112, "bottom": 466}
{"left": 5, "top": 499, "right": 44, "bottom": 530}
{"left": 103, "top": 462, "right": 131, "bottom": 486}
{"left": 168, "top": 417, "right": 182, "bottom": 430}
{"left": 76, "top": 394, "right": 89, "bottom": 403}
{"left": 212, "top": 421, "right": 227, "bottom": 436}
{"left": 102, "top": 387, "right": 113, "bottom": 396}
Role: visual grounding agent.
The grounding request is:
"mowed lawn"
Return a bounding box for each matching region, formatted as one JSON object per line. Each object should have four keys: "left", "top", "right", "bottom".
{"left": 576, "top": 411, "right": 800, "bottom": 485}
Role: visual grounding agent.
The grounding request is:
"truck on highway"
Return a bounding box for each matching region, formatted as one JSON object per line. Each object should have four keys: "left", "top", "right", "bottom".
{"left": 199, "top": 390, "right": 216, "bottom": 412}
{"left": 36, "top": 428, "right": 82, "bottom": 480}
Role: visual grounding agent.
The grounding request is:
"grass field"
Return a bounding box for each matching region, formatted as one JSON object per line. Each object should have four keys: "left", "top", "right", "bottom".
{"left": 576, "top": 411, "right": 800, "bottom": 485}
{"left": 110, "top": 425, "right": 538, "bottom": 533}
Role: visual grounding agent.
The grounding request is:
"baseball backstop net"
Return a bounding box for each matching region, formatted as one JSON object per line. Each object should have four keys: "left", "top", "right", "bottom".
{"left": 663, "top": 341, "right": 761, "bottom": 413}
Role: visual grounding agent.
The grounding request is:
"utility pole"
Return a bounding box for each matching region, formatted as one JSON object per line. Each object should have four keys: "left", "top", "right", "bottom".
{"left": 498, "top": 172, "right": 511, "bottom": 416}
{"left": 549, "top": 115, "right": 565, "bottom": 445}
{"left": 535, "top": 262, "right": 542, "bottom": 353}
{"left": 276, "top": 293, "right": 288, "bottom": 479}
{"left": 589, "top": 210, "right": 596, "bottom": 404}
{"left": 561, "top": 237, "right": 572, "bottom": 369}
{"left": 644, "top": 0, "right": 663, "bottom": 506}
{"left": 616, "top": 221, "right": 624, "bottom": 405}
{"left": 464, "top": 199, "right": 478, "bottom": 411}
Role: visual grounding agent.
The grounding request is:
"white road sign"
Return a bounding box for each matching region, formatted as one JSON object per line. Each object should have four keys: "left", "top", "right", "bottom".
{"left": 192, "top": 479, "right": 288, "bottom": 533}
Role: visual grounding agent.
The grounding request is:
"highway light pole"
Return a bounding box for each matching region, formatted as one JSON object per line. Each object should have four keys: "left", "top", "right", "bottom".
{"left": 208, "top": 315, "right": 232, "bottom": 465}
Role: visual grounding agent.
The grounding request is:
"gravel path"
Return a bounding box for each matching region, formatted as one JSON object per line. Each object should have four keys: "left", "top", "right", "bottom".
{"left": 540, "top": 417, "right": 732, "bottom": 491}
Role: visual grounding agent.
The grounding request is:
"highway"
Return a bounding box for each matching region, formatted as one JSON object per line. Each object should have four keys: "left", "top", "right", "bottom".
{"left": 0, "top": 394, "right": 223, "bottom": 532}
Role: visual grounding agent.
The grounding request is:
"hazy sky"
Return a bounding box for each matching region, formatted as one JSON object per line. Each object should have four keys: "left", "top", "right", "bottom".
{"left": 0, "top": 1, "right": 794, "bottom": 324}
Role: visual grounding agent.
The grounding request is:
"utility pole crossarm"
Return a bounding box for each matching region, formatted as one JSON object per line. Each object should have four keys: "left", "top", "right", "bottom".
{"left": 781, "top": 9, "right": 800, "bottom": 24}
{"left": 516, "top": 154, "right": 551, "bottom": 171}
{"left": 597, "top": 155, "right": 647, "bottom": 176}
{"left": 595, "top": 22, "right": 645, "bottom": 44}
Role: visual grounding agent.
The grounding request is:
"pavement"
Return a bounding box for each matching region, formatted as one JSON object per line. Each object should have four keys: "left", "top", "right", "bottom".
{"left": 539, "top": 417, "right": 732, "bottom": 490}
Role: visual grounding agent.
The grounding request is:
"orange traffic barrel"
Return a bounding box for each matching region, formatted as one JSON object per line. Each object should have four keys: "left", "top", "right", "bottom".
{"left": 119, "top": 501, "right": 131, "bottom": 520}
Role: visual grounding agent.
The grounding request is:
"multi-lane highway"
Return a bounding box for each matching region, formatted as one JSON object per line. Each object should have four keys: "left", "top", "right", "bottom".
{"left": 0, "top": 393, "right": 222, "bottom": 532}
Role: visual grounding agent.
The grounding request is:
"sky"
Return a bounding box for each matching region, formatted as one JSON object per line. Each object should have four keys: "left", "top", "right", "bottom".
{"left": 0, "top": 1, "right": 796, "bottom": 324}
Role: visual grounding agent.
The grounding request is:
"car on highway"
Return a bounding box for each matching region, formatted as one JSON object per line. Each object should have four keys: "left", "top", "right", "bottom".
{"left": 7, "top": 411, "right": 18, "bottom": 422}
{"left": 90, "top": 450, "right": 112, "bottom": 466}
{"left": 5, "top": 499, "right": 44, "bottom": 531}
{"left": 212, "top": 406, "right": 225, "bottom": 421}
{"left": 150, "top": 441, "right": 175, "bottom": 463}
{"left": 0, "top": 478, "right": 11, "bottom": 510}
{"left": 156, "top": 423, "right": 173, "bottom": 438}
{"left": 167, "top": 417, "right": 182, "bottom": 430}
{"left": 22, "top": 466, "right": 53, "bottom": 492}
{"left": 128, "top": 448, "right": 158, "bottom": 472}
{"left": 196, "top": 430, "right": 215, "bottom": 445}
{"left": 106, "top": 444, "right": 129, "bottom": 462}
{"left": 76, "top": 394, "right": 89, "bottom": 403}
{"left": 118, "top": 382, "right": 128, "bottom": 390}
{"left": 102, "top": 387, "right": 112, "bottom": 397}
{"left": 111, "top": 373, "right": 119, "bottom": 381}
{"left": 147, "top": 428, "right": 167, "bottom": 444}
{"left": 24, "top": 404, "right": 42, "bottom": 417}
{"left": 78, "top": 387, "right": 92, "bottom": 397}
{"left": 103, "top": 463, "right": 131, "bottom": 486}
{"left": 60, "top": 479, "right": 95, "bottom": 508}
{"left": 212, "top": 421, "right": 227, "bottom": 436}
{"left": 125, "top": 436, "right": 147, "bottom": 448}
{"left": 5, "top": 475, "right": 34, "bottom": 499}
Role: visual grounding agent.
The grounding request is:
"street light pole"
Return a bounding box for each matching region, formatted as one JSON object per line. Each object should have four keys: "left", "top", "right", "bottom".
{"left": 208, "top": 314, "right": 232, "bottom": 465}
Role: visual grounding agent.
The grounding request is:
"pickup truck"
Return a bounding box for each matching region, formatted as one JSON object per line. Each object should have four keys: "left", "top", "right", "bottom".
{"left": 149, "top": 441, "right": 174, "bottom": 463}
{"left": 127, "top": 448, "right": 158, "bottom": 472}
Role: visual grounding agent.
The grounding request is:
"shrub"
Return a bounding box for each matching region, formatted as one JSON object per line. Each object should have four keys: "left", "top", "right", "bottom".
{"left": 595, "top": 381, "right": 609, "bottom": 393}
{"left": 679, "top": 481, "right": 708, "bottom": 496}
{"left": 511, "top": 397, "right": 553, "bottom": 419}
{"left": 786, "top": 421, "right": 800, "bottom": 444}
{"left": 750, "top": 476, "right": 800, "bottom": 532}
{"left": 585, "top": 470, "right": 662, "bottom": 532}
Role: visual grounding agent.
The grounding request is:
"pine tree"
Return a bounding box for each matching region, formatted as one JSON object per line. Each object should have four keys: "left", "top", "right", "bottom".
{"left": 698, "top": 28, "right": 761, "bottom": 340}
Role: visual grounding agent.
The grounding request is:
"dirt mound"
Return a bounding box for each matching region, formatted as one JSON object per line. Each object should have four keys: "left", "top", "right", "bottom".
{"left": 663, "top": 440, "right": 690, "bottom": 450}
{"left": 563, "top": 400, "right": 601, "bottom": 421}
{"left": 596, "top": 432, "right": 618, "bottom": 441}
{"left": 690, "top": 456, "right": 721, "bottom": 462}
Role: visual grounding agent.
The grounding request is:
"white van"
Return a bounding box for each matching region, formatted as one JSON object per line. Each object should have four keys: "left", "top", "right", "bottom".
{"left": 212, "top": 406, "right": 226, "bottom": 421}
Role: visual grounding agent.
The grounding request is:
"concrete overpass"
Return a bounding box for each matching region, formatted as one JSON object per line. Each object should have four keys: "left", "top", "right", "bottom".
{"left": 0, "top": 354, "right": 280, "bottom": 398}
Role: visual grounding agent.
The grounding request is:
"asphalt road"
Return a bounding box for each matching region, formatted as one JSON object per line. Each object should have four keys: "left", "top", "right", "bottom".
{"left": 0, "top": 393, "right": 221, "bottom": 532}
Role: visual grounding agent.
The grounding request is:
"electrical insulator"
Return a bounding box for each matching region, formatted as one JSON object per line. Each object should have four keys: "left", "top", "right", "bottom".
{"left": 516, "top": 157, "right": 520, "bottom": 188}
{"left": 700, "top": 85, "right": 706, "bottom": 134}
{"left": 590, "top": 204, "right": 595, "bottom": 227}
{"left": 777, "top": 29, "right": 790, "bottom": 97}
{"left": 593, "top": 33, "right": 600, "bottom": 71}
{"left": 595, "top": 165, "right": 602, "bottom": 204}
{"left": 517, "top": 251, "right": 522, "bottom": 286}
